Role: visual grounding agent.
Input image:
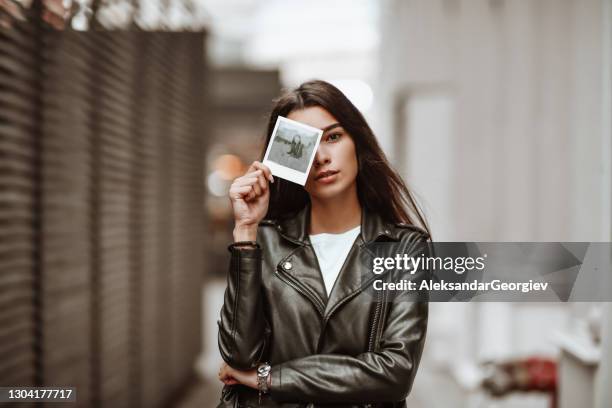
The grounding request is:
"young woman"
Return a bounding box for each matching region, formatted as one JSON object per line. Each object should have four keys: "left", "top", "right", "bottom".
{"left": 217, "top": 80, "right": 431, "bottom": 407}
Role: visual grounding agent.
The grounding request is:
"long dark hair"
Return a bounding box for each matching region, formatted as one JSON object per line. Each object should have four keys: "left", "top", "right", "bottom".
{"left": 261, "top": 80, "right": 430, "bottom": 236}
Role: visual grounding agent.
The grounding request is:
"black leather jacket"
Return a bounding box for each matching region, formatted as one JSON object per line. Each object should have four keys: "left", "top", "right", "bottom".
{"left": 217, "top": 205, "right": 430, "bottom": 407}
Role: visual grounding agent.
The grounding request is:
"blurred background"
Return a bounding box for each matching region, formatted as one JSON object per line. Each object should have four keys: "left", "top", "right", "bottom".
{"left": 0, "top": 0, "right": 610, "bottom": 407}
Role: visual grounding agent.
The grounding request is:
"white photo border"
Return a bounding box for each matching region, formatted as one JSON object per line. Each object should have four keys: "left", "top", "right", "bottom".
{"left": 262, "top": 116, "right": 324, "bottom": 185}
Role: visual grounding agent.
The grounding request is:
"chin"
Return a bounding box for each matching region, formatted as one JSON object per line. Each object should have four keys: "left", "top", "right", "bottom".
{"left": 308, "top": 182, "right": 351, "bottom": 201}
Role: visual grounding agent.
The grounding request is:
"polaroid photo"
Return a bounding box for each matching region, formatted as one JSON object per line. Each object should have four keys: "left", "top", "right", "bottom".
{"left": 262, "top": 116, "right": 324, "bottom": 185}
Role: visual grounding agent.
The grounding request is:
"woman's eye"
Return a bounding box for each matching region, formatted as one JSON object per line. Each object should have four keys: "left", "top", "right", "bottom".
{"left": 327, "top": 133, "right": 341, "bottom": 142}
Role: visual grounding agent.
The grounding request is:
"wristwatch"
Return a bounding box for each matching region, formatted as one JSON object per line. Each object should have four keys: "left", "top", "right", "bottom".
{"left": 256, "top": 362, "right": 271, "bottom": 405}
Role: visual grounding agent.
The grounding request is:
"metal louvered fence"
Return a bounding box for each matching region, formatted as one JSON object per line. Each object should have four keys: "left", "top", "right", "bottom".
{"left": 1, "top": 14, "right": 206, "bottom": 408}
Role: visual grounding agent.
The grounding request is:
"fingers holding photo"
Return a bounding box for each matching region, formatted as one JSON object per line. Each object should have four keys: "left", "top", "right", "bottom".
{"left": 230, "top": 170, "right": 269, "bottom": 202}
{"left": 228, "top": 184, "right": 252, "bottom": 200}
{"left": 228, "top": 162, "right": 272, "bottom": 228}
{"left": 248, "top": 161, "right": 274, "bottom": 183}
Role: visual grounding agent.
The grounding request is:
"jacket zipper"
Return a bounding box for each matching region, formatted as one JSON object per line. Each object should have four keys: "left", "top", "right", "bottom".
{"left": 367, "top": 290, "right": 383, "bottom": 352}
{"left": 363, "top": 290, "right": 384, "bottom": 408}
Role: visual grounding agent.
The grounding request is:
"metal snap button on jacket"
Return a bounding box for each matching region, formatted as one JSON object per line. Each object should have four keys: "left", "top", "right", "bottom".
{"left": 283, "top": 261, "right": 292, "bottom": 270}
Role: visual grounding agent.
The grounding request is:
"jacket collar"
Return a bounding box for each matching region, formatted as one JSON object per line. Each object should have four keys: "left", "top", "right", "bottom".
{"left": 274, "top": 202, "right": 406, "bottom": 320}
{"left": 278, "top": 202, "right": 402, "bottom": 245}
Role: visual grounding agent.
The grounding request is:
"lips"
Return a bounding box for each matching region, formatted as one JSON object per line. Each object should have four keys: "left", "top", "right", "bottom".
{"left": 315, "top": 169, "right": 339, "bottom": 180}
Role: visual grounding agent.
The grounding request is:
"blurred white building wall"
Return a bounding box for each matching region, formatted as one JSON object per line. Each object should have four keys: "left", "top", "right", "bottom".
{"left": 595, "top": 303, "right": 612, "bottom": 408}
{"left": 377, "top": 1, "right": 611, "bottom": 407}
{"left": 594, "top": 5, "right": 612, "bottom": 408}
{"left": 377, "top": 0, "right": 609, "bottom": 242}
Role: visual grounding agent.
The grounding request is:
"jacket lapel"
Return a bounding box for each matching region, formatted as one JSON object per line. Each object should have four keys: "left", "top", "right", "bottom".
{"left": 276, "top": 205, "right": 328, "bottom": 313}
{"left": 277, "top": 244, "right": 329, "bottom": 311}
{"left": 322, "top": 235, "right": 372, "bottom": 318}
{"left": 322, "top": 208, "right": 395, "bottom": 317}
{"left": 278, "top": 204, "right": 398, "bottom": 318}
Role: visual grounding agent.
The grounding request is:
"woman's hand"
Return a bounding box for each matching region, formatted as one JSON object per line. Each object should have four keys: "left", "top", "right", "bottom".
{"left": 218, "top": 362, "right": 258, "bottom": 389}
{"left": 229, "top": 161, "right": 274, "bottom": 241}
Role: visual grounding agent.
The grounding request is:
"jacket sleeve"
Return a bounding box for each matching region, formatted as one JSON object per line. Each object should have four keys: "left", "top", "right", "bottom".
{"left": 269, "top": 233, "right": 430, "bottom": 403}
{"left": 217, "top": 243, "right": 270, "bottom": 370}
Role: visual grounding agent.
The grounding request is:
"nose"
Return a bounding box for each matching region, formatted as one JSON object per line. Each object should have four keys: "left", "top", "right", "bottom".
{"left": 313, "top": 145, "right": 330, "bottom": 168}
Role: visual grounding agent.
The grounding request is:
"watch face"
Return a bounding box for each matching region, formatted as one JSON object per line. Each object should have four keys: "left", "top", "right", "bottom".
{"left": 257, "top": 364, "right": 270, "bottom": 375}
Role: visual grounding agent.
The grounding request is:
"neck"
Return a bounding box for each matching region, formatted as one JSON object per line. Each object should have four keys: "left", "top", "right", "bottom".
{"left": 309, "top": 187, "right": 361, "bottom": 235}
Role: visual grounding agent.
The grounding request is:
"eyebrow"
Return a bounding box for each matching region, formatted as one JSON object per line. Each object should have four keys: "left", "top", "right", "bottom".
{"left": 321, "top": 123, "right": 342, "bottom": 133}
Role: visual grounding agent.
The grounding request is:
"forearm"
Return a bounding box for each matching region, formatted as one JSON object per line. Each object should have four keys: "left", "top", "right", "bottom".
{"left": 218, "top": 242, "right": 269, "bottom": 369}
{"left": 269, "top": 350, "right": 418, "bottom": 403}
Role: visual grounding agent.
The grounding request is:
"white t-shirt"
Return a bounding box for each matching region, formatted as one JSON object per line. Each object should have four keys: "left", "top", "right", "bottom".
{"left": 309, "top": 225, "right": 361, "bottom": 296}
